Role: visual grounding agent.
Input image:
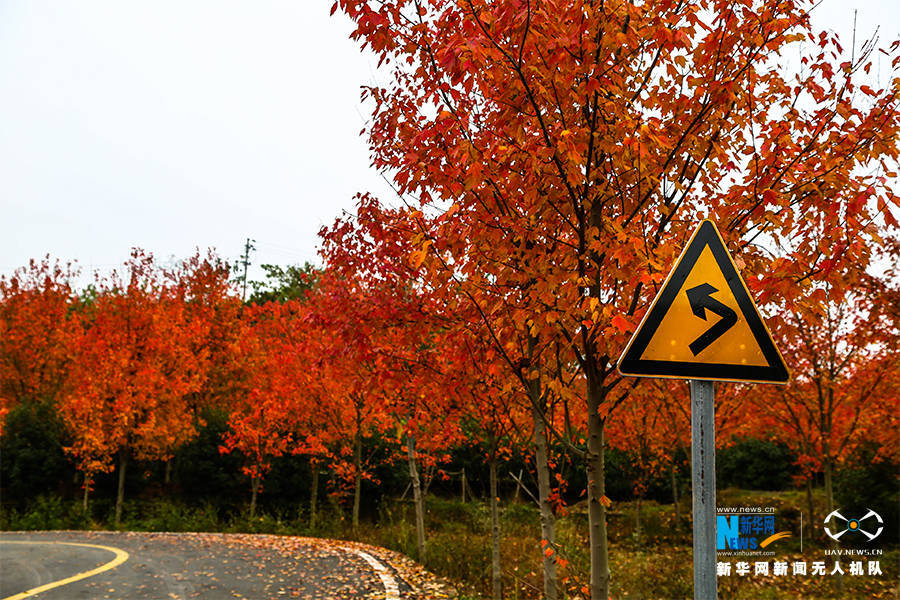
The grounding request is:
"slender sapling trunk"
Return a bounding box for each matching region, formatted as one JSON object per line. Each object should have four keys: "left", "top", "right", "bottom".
{"left": 635, "top": 496, "right": 643, "bottom": 546}
{"left": 461, "top": 467, "right": 467, "bottom": 503}
{"left": 407, "top": 434, "right": 427, "bottom": 562}
{"left": 489, "top": 450, "right": 502, "bottom": 600}
{"left": 586, "top": 378, "right": 610, "bottom": 600}
{"left": 672, "top": 463, "right": 680, "bottom": 529}
{"left": 310, "top": 461, "right": 319, "bottom": 530}
{"left": 532, "top": 400, "right": 558, "bottom": 600}
{"left": 250, "top": 472, "right": 259, "bottom": 519}
{"left": 806, "top": 477, "right": 816, "bottom": 541}
{"left": 115, "top": 450, "right": 128, "bottom": 526}
{"left": 82, "top": 476, "right": 90, "bottom": 513}
{"left": 352, "top": 426, "right": 362, "bottom": 532}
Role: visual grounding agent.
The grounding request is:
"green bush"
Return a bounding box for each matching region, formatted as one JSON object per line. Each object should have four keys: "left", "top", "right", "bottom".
{"left": 120, "top": 499, "right": 221, "bottom": 532}
{"left": 14, "top": 494, "right": 66, "bottom": 530}
{"left": 1, "top": 495, "right": 92, "bottom": 531}
{"left": 235, "top": 509, "right": 294, "bottom": 535}
{"left": 173, "top": 409, "right": 245, "bottom": 508}
{"left": 426, "top": 496, "right": 487, "bottom": 532}
{"left": 717, "top": 436, "right": 796, "bottom": 490}
{"left": 0, "top": 401, "right": 74, "bottom": 504}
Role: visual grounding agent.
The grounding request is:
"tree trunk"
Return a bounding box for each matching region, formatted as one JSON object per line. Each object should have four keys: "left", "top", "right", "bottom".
{"left": 249, "top": 472, "right": 259, "bottom": 519}
{"left": 805, "top": 477, "right": 816, "bottom": 541}
{"left": 461, "top": 467, "right": 467, "bottom": 503}
{"left": 115, "top": 450, "right": 128, "bottom": 526}
{"left": 635, "top": 496, "right": 643, "bottom": 546}
{"left": 352, "top": 427, "right": 362, "bottom": 533}
{"left": 824, "top": 456, "right": 841, "bottom": 555}
{"left": 309, "top": 461, "right": 319, "bottom": 530}
{"left": 407, "top": 434, "right": 427, "bottom": 562}
{"left": 82, "top": 476, "right": 90, "bottom": 513}
{"left": 823, "top": 457, "right": 835, "bottom": 521}
{"left": 532, "top": 400, "right": 557, "bottom": 600}
{"left": 489, "top": 451, "right": 502, "bottom": 600}
{"left": 164, "top": 458, "right": 173, "bottom": 486}
{"left": 824, "top": 457, "right": 843, "bottom": 591}
{"left": 671, "top": 463, "right": 680, "bottom": 529}
{"left": 586, "top": 382, "right": 610, "bottom": 600}
{"left": 514, "top": 468, "right": 523, "bottom": 503}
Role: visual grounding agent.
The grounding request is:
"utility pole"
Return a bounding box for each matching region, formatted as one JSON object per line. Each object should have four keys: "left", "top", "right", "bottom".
{"left": 240, "top": 238, "right": 255, "bottom": 304}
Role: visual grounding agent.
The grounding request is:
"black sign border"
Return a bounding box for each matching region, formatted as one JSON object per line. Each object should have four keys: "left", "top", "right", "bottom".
{"left": 617, "top": 220, "right": 790, "bottom": 384}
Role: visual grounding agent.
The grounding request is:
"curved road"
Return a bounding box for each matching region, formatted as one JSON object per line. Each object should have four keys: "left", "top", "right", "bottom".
{"left": 0, "top": 531, "right": 432, "bottom": 599}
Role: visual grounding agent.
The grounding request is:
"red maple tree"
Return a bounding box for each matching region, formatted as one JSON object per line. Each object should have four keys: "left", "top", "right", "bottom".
{"left": 60, "top": 251, "right": 206, "bottom": 521}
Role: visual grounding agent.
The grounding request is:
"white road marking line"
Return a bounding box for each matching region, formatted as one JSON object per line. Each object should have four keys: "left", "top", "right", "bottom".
{"left": 355, "top": 550, "right": 400, "bottom": 600}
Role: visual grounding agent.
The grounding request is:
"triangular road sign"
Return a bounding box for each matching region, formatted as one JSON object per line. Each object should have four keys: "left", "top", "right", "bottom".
{"left": 617, "top": 220, "right": 789, "bottom": 384}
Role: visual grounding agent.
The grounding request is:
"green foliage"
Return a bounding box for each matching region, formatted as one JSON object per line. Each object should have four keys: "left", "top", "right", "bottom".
{"left": 717, "top": 436, "right": 797, "bottom": 490}
{"left": 425, "top": 496, "right": 488, "bottom": 531}
{"left": 501, "top": 501, "right": 539, "bottom": 534}
{"left": 0, "top": 400, "right": 74, "bottom": 504}
{"left": 119, "top": 499, "right": 221, "bottom": 533}
{"left": 173, "top": 409, "right": 245, "bottom": 508}
{"left": 593, "top": 446, "right": 680, "bottom": 503}
{"left": 0, "top": 495, "right": 91, "bottom": 530}
{"left": 8, "top": 494, "right": 66, "bottom": 529}
{"left": 247, "top": 263, "right": 318, "bottom": 305}
{"left": 232, "top": 507, "right": 296, "bottom": 535}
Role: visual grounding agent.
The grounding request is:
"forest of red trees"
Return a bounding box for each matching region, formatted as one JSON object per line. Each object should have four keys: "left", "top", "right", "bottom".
{"left": 2, "top": 213, "right": 896, "bottom": 598}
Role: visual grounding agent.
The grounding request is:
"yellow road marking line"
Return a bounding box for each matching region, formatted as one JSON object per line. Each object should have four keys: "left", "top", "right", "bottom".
{"left": 1, "top": 541, "right": 129, "bottom": 600}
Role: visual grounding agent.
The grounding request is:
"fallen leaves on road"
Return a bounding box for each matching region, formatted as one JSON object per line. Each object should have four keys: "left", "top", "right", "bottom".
{"left": 37, "top": 530, "right": 456, "bottom": 599}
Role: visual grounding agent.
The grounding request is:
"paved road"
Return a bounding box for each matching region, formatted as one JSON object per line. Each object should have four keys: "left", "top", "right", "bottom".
{"left": 0, "top": 531, "right": 421, "bottom": 599}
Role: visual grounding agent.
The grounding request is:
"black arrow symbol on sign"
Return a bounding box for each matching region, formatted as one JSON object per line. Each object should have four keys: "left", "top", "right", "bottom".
{"left": 686, "top": 283, "right": 738, "bottom": 356}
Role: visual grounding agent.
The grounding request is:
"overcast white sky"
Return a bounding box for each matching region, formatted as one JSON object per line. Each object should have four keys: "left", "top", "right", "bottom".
{"left": 1, "top": 1, "right": 898, "bottom": 288}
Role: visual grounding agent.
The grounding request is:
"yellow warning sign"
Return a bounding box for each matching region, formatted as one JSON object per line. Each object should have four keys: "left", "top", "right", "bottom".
{"left": 617, "top": 220, "right": 789, "bottom": 383}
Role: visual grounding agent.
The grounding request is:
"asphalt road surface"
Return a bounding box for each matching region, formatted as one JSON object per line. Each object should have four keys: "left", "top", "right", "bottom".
{"left": 0, "top": 531, "right": 439, "bottom": 599}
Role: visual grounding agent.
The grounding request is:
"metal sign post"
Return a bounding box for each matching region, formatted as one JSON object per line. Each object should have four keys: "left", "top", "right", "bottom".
{"left": 690, "top": 379, "right": 716, "bottom": 600}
